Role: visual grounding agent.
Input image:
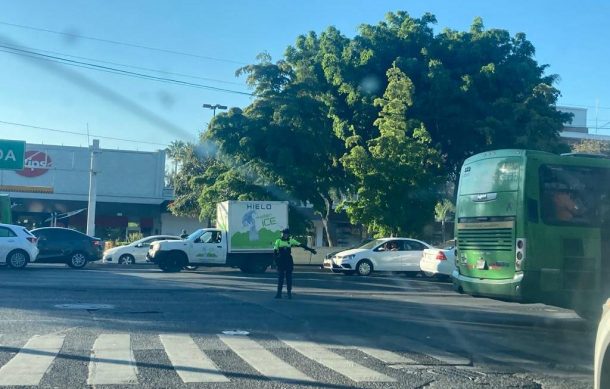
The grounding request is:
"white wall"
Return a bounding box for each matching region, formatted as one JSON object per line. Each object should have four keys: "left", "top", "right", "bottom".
{"left": 558, "top": 106, "right": 587, "bottom": 128}
{"left": 0, "top": 143, "right": 166, "bottom": 204}
{"left": 160, "top": 213, "right": 204, "bottom": 236}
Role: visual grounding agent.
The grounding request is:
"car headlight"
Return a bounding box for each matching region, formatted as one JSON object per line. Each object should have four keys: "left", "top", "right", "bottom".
{"left": 341, "top": 255, "right": 356, "bottom": 261}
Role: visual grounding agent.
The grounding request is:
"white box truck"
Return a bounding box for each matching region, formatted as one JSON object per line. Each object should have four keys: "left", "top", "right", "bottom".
{"left": 147, "top": 200, "right": 288, "bottom": 273}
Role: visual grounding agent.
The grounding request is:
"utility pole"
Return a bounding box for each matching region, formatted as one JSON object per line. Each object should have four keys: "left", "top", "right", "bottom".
{"left": 202, "top": 103, "right": 227, "bottom": 117}
{"left": 86, "top": 139, "right": 100, "bottom": 236}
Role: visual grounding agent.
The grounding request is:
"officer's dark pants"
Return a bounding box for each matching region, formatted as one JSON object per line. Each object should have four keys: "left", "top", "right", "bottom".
{"left": 276, "top": 260, "right": 294, "bottom": 295}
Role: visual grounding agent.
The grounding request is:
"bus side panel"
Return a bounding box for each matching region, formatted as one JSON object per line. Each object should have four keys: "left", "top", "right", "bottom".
{"left": 524, "top": 158, "right": 604, "bottom": 310}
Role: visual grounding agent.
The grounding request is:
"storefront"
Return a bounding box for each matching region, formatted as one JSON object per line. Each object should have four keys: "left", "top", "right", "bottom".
{"left": 0, "top": 143, "right": 174, "bottom": 240}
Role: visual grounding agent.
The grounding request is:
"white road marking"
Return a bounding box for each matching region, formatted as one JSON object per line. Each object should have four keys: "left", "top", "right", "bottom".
{"left": 279, "top": 334, "right": 396, "bottom": 382}
{"left": 160, "top": 334, "right": 229, "bottom": 383}
{"left": 87, "top": 334, "right": 138, "bottom": 385}
{"left": 0, "top": 334, "right": 64, "bottom": 386}
{"left": 398, "top": 337, "right": 470, "bottom": 366}
{"left": 331, "top": 335, "right": 417, "bottom": 364}
{"left": 219, "top": 335, "right": 313, "bottom": 383}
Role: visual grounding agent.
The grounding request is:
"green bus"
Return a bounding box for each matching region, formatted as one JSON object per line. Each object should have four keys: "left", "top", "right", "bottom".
{"left": 0, "top": 194, "right": 11, "bottom": 224}
{"left": 453, "top": 149, "right": 610, "bottom": 317}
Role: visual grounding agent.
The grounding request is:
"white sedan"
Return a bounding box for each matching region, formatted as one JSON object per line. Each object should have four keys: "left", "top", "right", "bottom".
{"left": 420, "top": 240, "right": 456, "bottom": 278}
{"left": 103, "top": 235, "right": 180, "bottom": 264}
{"left": 0, "top": 223, "right": 39, "bottom": 269}
{"left": 323, "top": 238, "right": 431, "bottom": 276}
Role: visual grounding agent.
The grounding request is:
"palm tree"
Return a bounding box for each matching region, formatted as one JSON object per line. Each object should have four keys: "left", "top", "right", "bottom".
{"left": 166, "top": 140, "right": 188, "bottom": 177}
{"left": 435, "top": 199, "right": 455, "bottom": 243}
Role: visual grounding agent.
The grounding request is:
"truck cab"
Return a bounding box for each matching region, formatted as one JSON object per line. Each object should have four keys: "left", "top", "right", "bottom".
{"left": 147, "top": 229, "right": 225, "bottom": 270}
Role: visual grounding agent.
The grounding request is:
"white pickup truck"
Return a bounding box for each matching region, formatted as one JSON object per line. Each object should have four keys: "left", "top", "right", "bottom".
{"left": 147, "top": 200, "right": 288, "bottom": 273}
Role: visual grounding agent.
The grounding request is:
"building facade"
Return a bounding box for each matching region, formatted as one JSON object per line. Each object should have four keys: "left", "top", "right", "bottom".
{"left": 0, "top": 142, "right": 194, "bottom": 240}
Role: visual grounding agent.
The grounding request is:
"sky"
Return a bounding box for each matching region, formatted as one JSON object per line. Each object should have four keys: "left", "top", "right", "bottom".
{"left": 0, "top": 0, "right": 609, "bottom": 152}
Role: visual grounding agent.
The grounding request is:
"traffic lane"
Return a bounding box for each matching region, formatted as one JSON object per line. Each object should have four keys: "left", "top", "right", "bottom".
{"left": 0, "top": 264, "right": 580, "bottom": 325}
{"left": 0, "top": 264, "right": 455, "bottom": 296}
{"left": 0, "top": 267, "right": 593, "bottom": 387}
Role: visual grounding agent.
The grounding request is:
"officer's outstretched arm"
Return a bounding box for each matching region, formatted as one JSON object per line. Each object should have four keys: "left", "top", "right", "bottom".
{"left": 298, "top": 243, "right": 317, "bottom": 255}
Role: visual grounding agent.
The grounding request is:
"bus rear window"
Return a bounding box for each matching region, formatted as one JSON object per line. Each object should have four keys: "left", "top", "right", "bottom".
{"left": 540, "top": 165, "right": 609, "bottom": 226}
{"left": 460, "top": 157, "right": 522, "bottom": 195}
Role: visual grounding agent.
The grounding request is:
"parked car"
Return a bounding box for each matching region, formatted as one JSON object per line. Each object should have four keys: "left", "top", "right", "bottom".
{"left": 0, "top": 223, "right": 39, "bottom": 269}
{"left": 420, "top": 240, "right": 456, "bottom": 279}
{"left": 103, "top": 235, "right": 180, "bottom": 264}
{"left": 30, "top": 227, "right": 103, "bottom": 268}
{"left": 323, "top": 238, "right": 431, "bottom": 276}
{"left": 595, "top": 298, "right": 610, "bottom": 389}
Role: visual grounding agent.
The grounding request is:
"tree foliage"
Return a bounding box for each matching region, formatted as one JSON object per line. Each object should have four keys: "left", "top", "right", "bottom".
{"left": 188, "top": 11, "right": 569, "bottom": 240}
{"left": 571, "top": 139, "right": 610, "bottom": 156}
{"left": 167, "top": 143, "right": 209, "bottom": 219}
{"left": 434, "top": 198, "right": 455, "bottom": 242}
{"left": 340, "top": 65, "right": 441, "bottom": 236}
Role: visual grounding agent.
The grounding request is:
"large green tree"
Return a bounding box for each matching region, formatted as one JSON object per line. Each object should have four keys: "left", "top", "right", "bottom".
{"left": 341, "top": 65, "right": 441, "bottom": 236}
{"left": 202, "top": 11, "right": 569, "bottom": 239}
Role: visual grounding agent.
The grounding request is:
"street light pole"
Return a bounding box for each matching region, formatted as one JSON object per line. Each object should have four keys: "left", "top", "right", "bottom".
{"left": 86, "top": 139, "right": 100, "bottom": 237}
{"left": 202, "top": 103, "right": 227, "bottom": 117}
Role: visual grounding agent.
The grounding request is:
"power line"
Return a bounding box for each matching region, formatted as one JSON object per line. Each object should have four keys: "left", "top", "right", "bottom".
{"left": 0, "top": 20, "right": 247, "bottom": 65}
{"left": 0, "top": 44, "right": 254, "bottom": 96}
{"left": 18, "top": 45, "right": 246, "bottom": 86}
{"left": 0, "top": 119, "right": 171, "bottom": 147}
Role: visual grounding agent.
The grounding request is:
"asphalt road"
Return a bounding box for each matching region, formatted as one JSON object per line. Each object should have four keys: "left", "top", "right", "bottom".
{"left": 0, "top": 263, "right": 595, "bottom": 388}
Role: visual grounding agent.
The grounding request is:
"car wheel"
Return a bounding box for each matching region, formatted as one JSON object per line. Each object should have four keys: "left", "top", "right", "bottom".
{"left": 356, "top": 260, "right": 373, "bottom": 276}
{"left": 118, "top": 254, "right": 135, "bottom": 265}
{"left": 7, "top": 250, "right": 28, "bottom": 269}
{"left": 159, "top": 256, "right": 183, "bottom": 273}
{"left": 67, "top": 252, "right": 88, "bottom": 269}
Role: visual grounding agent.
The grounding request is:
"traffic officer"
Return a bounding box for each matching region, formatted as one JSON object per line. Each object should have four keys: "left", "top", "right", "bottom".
{"left": 273, "top": 228, "right": 316, "bottom": 299}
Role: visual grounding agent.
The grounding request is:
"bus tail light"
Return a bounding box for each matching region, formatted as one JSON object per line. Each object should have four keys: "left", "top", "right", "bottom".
{"left": 515, "top": 238, "right": 526, "bottom": 271}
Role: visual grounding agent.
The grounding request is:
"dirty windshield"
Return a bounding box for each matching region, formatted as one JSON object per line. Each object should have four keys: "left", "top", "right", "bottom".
{"left": 0, "top": 1, "right": 605, "bottom": 388}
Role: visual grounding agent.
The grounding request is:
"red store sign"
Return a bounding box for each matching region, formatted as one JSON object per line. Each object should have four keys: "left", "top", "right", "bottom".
{"left": 16, "top": 151, "right": 52, "bottom": 177}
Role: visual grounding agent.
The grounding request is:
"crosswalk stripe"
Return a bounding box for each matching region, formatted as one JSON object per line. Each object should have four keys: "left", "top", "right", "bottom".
{"left": 160, "top": 334, "right": 229, "bottom": 383}
{"left": 0, "top": 334, "right": 64, "bottom": 386}
{"left": 331, "top": 335, "right": 417, "bottom": 364}
{"left": 87, "top": 334, "right": 138, "bottom": 385}
{"left": 279, "top": 334, "right": 396, "bottom": 383}
{"left": 219, "top": 335, "right": 314, "bottom": 383}
{"left": 397, "top": 337, "right": 470, "bottom": 366}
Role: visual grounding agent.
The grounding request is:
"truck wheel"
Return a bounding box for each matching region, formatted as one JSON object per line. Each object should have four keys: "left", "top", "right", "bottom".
{"left": 159, "top": 255, "right": 183, "bottom": 273}
{"left": 252, "top": 263, "right": 268, "bottom": 273}
{"left": 239, "top": 262, "right": 269, "bottom": 274}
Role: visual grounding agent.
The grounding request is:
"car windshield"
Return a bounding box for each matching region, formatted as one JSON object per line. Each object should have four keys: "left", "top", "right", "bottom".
{"left": 0, "top": 3, "right": 599, "bottom": 387}
{"left": 358, "top": 239, "right": 386, "bottom": 250}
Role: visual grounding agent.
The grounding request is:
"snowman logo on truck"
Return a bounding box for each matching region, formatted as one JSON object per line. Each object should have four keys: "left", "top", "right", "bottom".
{"left": 242, "top": 210, "right": 259, "bottom": 241}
